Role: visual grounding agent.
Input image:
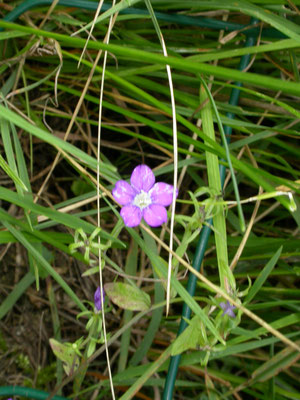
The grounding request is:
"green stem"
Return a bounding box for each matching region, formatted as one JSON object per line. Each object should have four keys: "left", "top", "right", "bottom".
{"left": 0, "top": 386, "right": 67, "bottom": 400}
{"left": 200, "top": 84, "right": 235, "bottom": 292}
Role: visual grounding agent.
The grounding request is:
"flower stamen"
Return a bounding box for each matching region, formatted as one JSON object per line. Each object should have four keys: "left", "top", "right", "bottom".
{"left": 133, "top": 190, "right": 152, "bottom": 210}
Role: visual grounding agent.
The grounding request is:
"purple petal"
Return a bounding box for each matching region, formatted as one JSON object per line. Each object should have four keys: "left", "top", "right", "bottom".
{"left": 143, "top": 204, "right": 167, "bottom": 227}
{"left": 149, "top": 182, "right": 178, "bottom": 206}
{"left": 112, "top": 180, "right": 136, "bottom": 205}
{"left": 94, "top": 287, "right": 105, "bottom": 311}
{"left": 226, "top": 308, "right": 236, "bottom": 318}
{"left": 130, "top": 165, "right": 155, "bottom": 192}
{"left": 120, "top": 205, "right": 142, "bottom": 227}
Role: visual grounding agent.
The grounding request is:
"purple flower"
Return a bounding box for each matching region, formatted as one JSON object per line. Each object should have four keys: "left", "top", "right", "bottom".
{"left": 112, "top": 164, "right": 178, "bottom": 228}
{"left": 220, "top": 301, "right": 236, "bottom": 318}
{"left": 94, "top": 287, "right": 105, "bottom": 311}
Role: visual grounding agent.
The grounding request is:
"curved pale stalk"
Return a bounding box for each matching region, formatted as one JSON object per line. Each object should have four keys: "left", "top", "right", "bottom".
{"left": 96, "top": 3, "right": 117, "bottom": 399}
{"left": 81, "top": 1, "right": 117, "bottom": 398}
{"left": 144, "top": 0, "right": 178, "bottom": 315}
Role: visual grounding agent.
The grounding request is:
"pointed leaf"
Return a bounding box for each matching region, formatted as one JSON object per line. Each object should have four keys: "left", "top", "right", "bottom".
{"left": 251, "top": 341, "right": 300, "bottom": 383}
{"left": 171, "top": 316, "right": 203, "bottom": 356}
{"left": 49, "top": 338, "right": 79, "bottom": 376}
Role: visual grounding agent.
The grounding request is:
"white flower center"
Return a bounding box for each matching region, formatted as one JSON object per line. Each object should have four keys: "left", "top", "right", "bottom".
{"left": 133, "top": 190, "right": 152, "bottom": 210}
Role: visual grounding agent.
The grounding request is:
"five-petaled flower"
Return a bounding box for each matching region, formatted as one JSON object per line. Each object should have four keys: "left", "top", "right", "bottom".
{"left": 112, "top": 164, "right": 178, "bottom": 228}
{"left": 94, "top": 287, "right": 105, "bottom": 312}
{"left": 220, "top": 301, "right": 236, "bottom": 318}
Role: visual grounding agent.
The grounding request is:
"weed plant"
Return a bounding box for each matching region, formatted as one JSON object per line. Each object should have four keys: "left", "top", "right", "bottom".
{"left": 0, "top": 1, "right": 299, "bottom": 399}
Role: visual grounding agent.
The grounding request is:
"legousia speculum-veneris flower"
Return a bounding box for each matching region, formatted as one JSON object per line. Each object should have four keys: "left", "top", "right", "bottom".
{"left": 220, "top": 300, "right": 236, "bottom": 318}
{"left": 112, "top": 164, "right": 178, "bottom": 228}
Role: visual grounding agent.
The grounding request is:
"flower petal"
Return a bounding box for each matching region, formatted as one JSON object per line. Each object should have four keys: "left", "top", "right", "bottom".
{"left": 120, "top": 205, "right": 142, "bottom": 227}
{"left": 130, "top": 165, "right": 155, "bottom": 192}
{"left": 149, "top": 182, "right": 178, "bottom": 206}
{"left": 112, "top": 180, "right": 136, "bottom": 205}
{"left": 143, "top": 204, "right": 167, "bottom": 227}
{"left": 226, "top": 308, "right": 236, "bottom": 318}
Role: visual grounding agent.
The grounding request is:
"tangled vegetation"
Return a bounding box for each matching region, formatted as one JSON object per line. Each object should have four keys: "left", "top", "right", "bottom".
{"left": 0, "top": 1, "right": 299, "bottom": 399}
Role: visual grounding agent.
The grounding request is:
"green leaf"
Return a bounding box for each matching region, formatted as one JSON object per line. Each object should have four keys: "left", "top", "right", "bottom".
{"left": 251, "top": 341, "right": 300, "bottom": 383}
{"left": 105, "top": 282, "right": 151, "bottom": 311}
{"left": 0, "top": 186, "right": 124, "bottom": 246}
{"left": 71, "top": 179, "right": 94, "bottom": 196}
{"left": 244, "top": 246, "right": 282, "bottom": 305}
{"left": 0, "top": 272, "right": 35, "bottom": 321}
{"left": 2, "top": 218, "right": 87, "bottom": 312}
{"left": 151, "top": 256, "right": 177, "bottom": 298}
{"left": 0, "top": 103, "right": 118, "bottom": 182}
{"left": 1, "top": 20, "right": 300, "bottom": 97}
{"left": 49, "top": 338, "right": 79, "bottom": 376}
{"left": 200, "top": 84, "right": 236, "bottom": 291}
{"left": 171, "top": 316, "right": 205, "bottom": 356}
{"left": 0, "top": 153, "right": 28, "bottom": 191}
{"left": 81, "top": 266, "right": 100, "bottom": 277}
{"left": 134, "top": 227, "right": 224, "bottom": 345}
{"left": 205, "top": 373, "right": 220, "bottom": 400}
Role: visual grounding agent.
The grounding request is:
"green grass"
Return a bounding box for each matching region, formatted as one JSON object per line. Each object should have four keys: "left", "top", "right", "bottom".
{"left": 0, "top": 1, "right": 299, "bottom": 399}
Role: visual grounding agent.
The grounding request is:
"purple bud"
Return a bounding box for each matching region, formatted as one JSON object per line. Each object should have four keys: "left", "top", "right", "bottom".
{"left": 94, "top": 287, "right": 105, "bottom": 311}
